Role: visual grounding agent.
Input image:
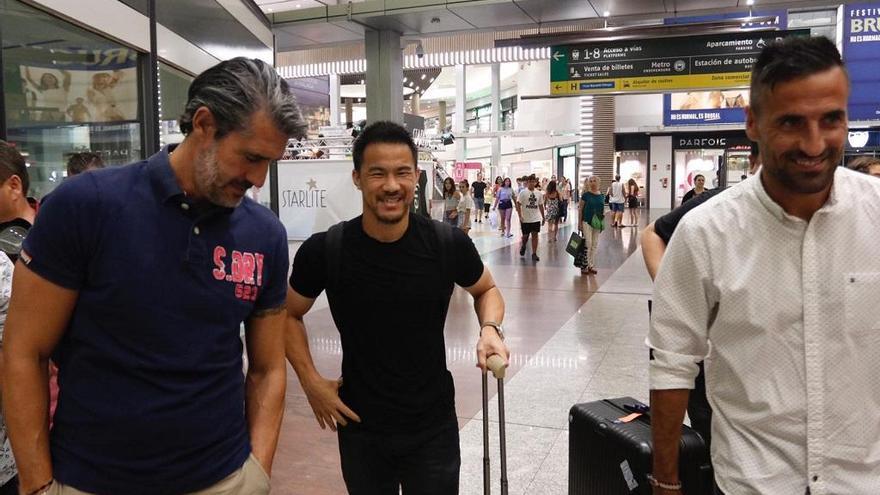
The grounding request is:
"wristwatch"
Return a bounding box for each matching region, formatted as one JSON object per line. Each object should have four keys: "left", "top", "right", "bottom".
{"left": 480, "top": 321, "right": 505, "bottom": 341}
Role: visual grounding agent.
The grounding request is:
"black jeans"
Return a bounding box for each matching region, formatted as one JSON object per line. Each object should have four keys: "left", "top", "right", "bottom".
{"left": 337, "top": 414, "right": 460, "bottom": 495}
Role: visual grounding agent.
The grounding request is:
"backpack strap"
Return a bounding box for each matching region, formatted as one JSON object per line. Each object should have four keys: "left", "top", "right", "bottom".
{"left": 325, "top": 220, "right": 346, "bottom": 295}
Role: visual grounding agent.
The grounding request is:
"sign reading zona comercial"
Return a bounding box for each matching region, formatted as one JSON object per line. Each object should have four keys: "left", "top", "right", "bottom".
{"left": 550, "top": 30, "right": 806, "bottom": 95}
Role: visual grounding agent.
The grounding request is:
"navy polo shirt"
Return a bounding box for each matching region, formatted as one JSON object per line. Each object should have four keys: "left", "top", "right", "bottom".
{"left": 21, "top": 146, "right": 289, "bottom": 494}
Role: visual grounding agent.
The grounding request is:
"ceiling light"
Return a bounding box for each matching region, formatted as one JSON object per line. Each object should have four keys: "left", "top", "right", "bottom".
{"left": 267, "top": 7, "right": 273, "bottom": 12}
{"left": 421, "top": 74, "right": 426, "bottom": 80}
{"left": 746, "top": 0, "right": 754, "bottom": 4}
{"left": 603, "top": 11, "right": 610, "bottom": 17}
{"left": 430, "top": 78, "right": 435, "bottom": 83}
{"left": 415, "top": 87, "right": 420, "bottom": 91}
{"left": 296, "top": 3, "right": 301, "bottom": 7}
{"left": 403, "top": 77, "right": 408, "bottom": 82}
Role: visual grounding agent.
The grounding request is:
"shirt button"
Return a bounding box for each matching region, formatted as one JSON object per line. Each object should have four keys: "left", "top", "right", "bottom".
{"left": 193, "top": 226, "right": 200, "bottom": 235}
{"left": 181, "top": 203, "right": 190, "bottom": 210}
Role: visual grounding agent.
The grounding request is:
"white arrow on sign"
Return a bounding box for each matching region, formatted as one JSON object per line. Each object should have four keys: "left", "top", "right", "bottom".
{"left": 552, "top": 51, "right": 564, "bottom": 61}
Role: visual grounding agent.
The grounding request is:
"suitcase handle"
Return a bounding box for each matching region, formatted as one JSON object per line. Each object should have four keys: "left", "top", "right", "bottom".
{"left": 487, "top": 354, "right": 507, "bottom": 379}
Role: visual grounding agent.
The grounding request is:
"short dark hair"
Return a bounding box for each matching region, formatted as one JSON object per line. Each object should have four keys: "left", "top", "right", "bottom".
{"left": 0, "top": 140, "right": 28, "bottom": 194}
{"left": 847, "top": 155, "right": 880, "bottom": 174}
{"left": 351, "top": 121, "right": 418, "bottom": 171}
{"left": 67, "top": 151, "right": 104, "bottom": 176}
{"left": 180, "top": 57, "right": 307, "bottom": 140}
{"left": 749, "top": 36, "right": 846, "bottom": 115}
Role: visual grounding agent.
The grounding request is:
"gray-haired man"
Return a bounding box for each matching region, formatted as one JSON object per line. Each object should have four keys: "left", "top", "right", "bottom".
{"left": 3, "top": 58, "right": 306, "bottom": 495}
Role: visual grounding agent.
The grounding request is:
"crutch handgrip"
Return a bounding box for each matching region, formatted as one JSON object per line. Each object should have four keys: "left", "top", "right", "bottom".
{"left": 487, "top": 354, "right": 507, "bottom": 379}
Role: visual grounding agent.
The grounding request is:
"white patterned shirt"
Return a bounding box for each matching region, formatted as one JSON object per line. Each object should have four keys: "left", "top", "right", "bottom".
{"left": 648, "top": 168, "right": 880, "bottom": 495}
{"left": 0, "top": 253, "right": 16, "bottom": 485}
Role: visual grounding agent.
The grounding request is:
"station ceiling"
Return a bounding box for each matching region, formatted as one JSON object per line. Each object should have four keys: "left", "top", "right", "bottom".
{"left": 254, "top": 0, "right": 836, "bottom": 52}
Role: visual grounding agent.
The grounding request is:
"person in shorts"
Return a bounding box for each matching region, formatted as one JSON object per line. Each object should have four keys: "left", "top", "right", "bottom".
{"left": 515, "top": 174, "right": 544, "bottom": 262}
{"left": 471, "top": 173, "right": 487, "bottom": 223}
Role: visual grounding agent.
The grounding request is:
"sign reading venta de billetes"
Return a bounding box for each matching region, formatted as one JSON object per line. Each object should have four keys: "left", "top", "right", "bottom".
{"left": 844, "top": 4, "right": 880, "bottom": 121}
{"left": 549, "top": 30, "right": 806, "bottom": 96}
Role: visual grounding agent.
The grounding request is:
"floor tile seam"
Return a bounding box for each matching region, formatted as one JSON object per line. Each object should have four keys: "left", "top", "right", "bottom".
{"left": 458, "top": 417, "right": 567, "bottom": 433}
{"left": 523, "top": 428, "right": 568, "bottom": 493}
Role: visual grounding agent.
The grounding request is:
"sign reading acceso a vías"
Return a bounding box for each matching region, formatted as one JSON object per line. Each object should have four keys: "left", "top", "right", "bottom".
{"left": 550, "top": 30, "right": 806, "bottom": 96}
{"left": 844, "top": 3, "right": 880, "bottom": 121}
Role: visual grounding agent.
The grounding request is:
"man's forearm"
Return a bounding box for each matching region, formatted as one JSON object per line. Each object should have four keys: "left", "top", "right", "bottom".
{"left": 285, "top": 317, "right": 322, "bottom": 387}
{"left": 3, "top": 355, "right": 52, "bottom": 491}
{"left": 245, "top": 364, "right": 286, "bottom": 473}
{"left": 474, "top": 287, "right": 504, "bottom": 329}
{"left": 650, "top": 388, "right": 690, "bottom": 481}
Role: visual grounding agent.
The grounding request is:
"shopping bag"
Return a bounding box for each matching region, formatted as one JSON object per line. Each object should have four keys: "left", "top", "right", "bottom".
{"left": 488, "top": 209, "right": 499, "bottom": 229}
{"left": 590, "top": 214, "right": 605, "bottom": 232}
{"left": 573, "top": 243, "right": 589, "bottom": 268}
{"left": 566, "top": 232, "right": 584, "bottom": 257}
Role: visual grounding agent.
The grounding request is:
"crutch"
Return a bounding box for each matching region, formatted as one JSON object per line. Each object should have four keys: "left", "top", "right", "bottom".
{"left": 482, "top": 354, "right": 508, "bottom": 495}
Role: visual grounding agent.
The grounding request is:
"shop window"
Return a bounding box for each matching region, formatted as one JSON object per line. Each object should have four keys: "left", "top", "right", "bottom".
{"left": 1, "top": 0, "right": 143, "bottom": 199}
{"left": 159, "top": 63, "right": 194, "bottom": 147}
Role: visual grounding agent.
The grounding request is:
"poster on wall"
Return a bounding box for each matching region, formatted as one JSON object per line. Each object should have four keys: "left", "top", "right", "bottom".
{"left": 843, "top": 4, "right": 880, "bottom": 121}
{"left": 663, "top": 90, "right": 750, "bottom": 126}
{"left": 18, "top": 48, "right": 138, "bottom": 124}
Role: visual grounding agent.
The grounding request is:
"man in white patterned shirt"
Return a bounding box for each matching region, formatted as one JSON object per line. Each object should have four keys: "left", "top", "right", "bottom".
{"left": 648, "top": 37, "right": 880, "bottom": 495}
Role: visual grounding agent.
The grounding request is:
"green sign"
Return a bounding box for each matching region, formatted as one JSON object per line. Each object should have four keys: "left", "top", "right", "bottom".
{"left": 550, "top": 30, "right": 807, "bottom": 95}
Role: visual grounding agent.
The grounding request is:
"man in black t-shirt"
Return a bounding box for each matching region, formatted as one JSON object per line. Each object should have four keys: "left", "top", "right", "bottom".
{"left": 285, "top": 122, "right": 509, "bottom": 495}
{"left": 471, "top": 173, "right": 487, "bottom": 223}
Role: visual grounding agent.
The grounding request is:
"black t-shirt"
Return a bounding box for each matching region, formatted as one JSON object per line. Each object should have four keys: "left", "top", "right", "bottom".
{"left": 472, "top": 181, "right": 487, "bottom": 199}
{"left": 654, "top": 188, "right": 725, "bottom": 244}
{"left": 289, "top": 214, "right": 484, "bottom": 432}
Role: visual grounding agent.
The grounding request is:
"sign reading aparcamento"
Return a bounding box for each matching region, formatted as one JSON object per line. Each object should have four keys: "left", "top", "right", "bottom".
{"left": 550, "top": 30, "right": 806, "bottom": 95}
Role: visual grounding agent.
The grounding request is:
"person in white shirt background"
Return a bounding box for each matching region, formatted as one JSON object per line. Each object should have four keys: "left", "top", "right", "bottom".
{"left": 648, "top": 36, "right": 880, "bottom": 495}
{"left": 515, "top": 174, "right": 544, "bottom": 262}
{"left": 456, "top": 180, "right": 474, "bottom": 237}
{"left": 606, "top": 175, "right": 625, "bottom": 227}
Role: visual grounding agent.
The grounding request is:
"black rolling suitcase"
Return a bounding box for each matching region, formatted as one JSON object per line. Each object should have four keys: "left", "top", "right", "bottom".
{"left": 568, "top": 397, "right": 713, "bottom": 495}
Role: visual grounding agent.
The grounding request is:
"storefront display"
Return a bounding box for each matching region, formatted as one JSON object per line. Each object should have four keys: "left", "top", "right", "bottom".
{"left": 616, "top": 150, "right": 647, "bottom": 204}
{"left": 671, "top": 131, "right": 751, "bottom": 207}
{"left": 1, "top": 0, "right": 143, "bottom": 199}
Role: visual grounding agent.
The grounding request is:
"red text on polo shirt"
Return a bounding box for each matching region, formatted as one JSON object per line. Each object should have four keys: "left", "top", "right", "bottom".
{"left": 211, "top": 246, "right": 265, "bottom": 302}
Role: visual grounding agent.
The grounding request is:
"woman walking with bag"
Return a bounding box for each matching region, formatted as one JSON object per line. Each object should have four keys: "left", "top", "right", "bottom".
{"left": 493, "top": 177, "right": 515, "bottom": 238}
{"left": 578, "top": 175, "right": 605, "bottom": 275}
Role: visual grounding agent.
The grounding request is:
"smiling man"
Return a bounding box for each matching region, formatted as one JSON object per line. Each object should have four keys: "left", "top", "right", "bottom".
{"left": 647, "top": 37, "right": 880, "bottom": 495}
{"left": 2, "top": 58, "right": 306, "bottom": 495}
{"left": 285, "top": 121, "right": 509, "bottom": 495}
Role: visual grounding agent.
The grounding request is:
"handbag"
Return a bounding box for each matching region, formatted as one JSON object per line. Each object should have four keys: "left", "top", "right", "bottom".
{"left": 488, "top": 209, "right": 499, "bottom": 229}
{"left": 566, "top": 232, "right": 584, "bottom": 257}
{"left": 591, "top": 214, "right": 605, "bottom": 232}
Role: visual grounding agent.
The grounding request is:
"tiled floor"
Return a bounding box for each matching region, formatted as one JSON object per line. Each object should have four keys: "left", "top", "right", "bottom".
{"left": 274, "top": 208, "right": 661, "bottom": 494}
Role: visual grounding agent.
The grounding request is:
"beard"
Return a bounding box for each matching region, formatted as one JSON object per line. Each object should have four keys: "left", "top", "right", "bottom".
{"left": 765, "top": 147, "right": 841, "bottom": 195}
{"left": 194, "top": 144, "right": 252, "bottom": 208}
{"left": 372, "top": 192, "right": 411, "bottom": 225}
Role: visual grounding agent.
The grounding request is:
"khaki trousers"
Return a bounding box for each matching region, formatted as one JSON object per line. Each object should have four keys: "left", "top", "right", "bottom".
{"left": 47, "top": 453, "right": 270, "bottom": 495}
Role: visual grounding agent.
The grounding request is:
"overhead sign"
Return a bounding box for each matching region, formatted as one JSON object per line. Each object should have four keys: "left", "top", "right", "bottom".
{"left": 550, "top": 30, "right": 805, "bottom": 96}
{"left": 843, "top": 3, "right": 880, "bottom": 121}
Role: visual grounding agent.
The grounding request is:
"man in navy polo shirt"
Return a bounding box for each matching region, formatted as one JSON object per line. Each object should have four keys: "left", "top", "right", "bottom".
{"left": 2, "top": 58, "right": 305, "bottom": 495}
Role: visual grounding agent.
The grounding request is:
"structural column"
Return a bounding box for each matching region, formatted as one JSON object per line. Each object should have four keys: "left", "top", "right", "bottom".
{"left": 438, "top": 101, "right": 447, "bottom": 131}
{"left": 345, "top": 101, "right": 353, "bottom": 126}
{"left": 454, "top": 64, "right": 466, "bottom": 163}
{"left": 365, "top": 29, "right": 403, "bottom": 124}
{"left": 329, "top": 73, "right": 340, "bottom": 126}
{"left": 490, "top": 62, "right": 501, "bottom": 179}
{"left": 410, "top": 92, "right": 421, "bottom": 115}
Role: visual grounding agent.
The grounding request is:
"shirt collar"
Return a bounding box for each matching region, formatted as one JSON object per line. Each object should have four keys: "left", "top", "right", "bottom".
{"left": 148, "top": 144, "right": 185, "bottom": 203}
{"left": 147, "top": 144, "right": 235, "bottom": 216}
{"left": 752, "top": 167, "right": 845, "bottom": 224}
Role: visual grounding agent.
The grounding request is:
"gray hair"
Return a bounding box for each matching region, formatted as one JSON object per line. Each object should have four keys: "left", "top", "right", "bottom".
{"left": 179, "top": 57, "right": 307, "bottom": 140}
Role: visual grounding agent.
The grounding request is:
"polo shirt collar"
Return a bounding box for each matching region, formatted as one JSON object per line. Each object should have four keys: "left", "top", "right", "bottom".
{"left": 148, "top": 144, "right": 185, "bottom": 203}
{"left": 147, "top": 144, "right": 235, "bottom": 216}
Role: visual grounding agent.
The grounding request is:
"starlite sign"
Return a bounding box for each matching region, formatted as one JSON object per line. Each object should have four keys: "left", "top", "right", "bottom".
{"left": 844, "top": 3, "right": 880, "bottom": 121}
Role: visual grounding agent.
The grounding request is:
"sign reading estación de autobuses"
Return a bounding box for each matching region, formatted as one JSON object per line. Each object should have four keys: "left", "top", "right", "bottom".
{"left": 549, "top": 30, "right": 807, "bottom": 95}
